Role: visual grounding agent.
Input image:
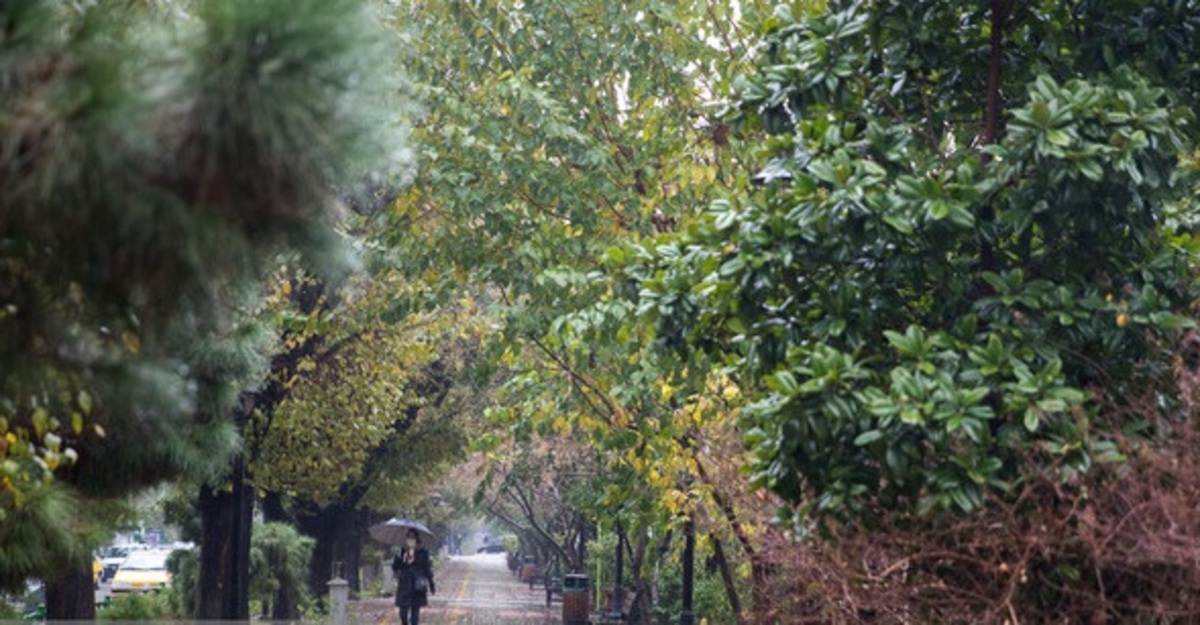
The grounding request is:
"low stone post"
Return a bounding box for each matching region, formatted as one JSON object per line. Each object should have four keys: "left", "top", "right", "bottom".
{"left": 328, "top": 576, "right": 349, "bottom": 625}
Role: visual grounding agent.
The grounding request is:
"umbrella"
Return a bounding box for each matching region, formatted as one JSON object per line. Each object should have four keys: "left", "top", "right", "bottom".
{"left": 369, "top": 518, "right": 435, "bottom": 546}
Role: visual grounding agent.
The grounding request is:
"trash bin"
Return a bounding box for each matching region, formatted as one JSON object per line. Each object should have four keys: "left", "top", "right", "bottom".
{"left": 562, "top": 573, "right": 590, "bottom": 625}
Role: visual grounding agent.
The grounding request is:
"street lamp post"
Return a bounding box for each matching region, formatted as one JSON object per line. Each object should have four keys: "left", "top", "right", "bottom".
{"left": 680, "top": 517, "right": 695, "bottom": 625}
{"left": 611, "top": 518, "right": 625, "bottom": 618}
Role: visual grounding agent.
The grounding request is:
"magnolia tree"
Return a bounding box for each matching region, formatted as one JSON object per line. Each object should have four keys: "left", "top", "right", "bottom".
{"left": 629, "top": 0, "right": 1200, "bottom": 620}
{"left": 637, "top": 0, "right": 1200, "bottom": 527}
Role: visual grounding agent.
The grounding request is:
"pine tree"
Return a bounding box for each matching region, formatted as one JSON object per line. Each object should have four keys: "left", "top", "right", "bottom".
{"left": 0, "top": 0, "right": 406, "bottom": 616}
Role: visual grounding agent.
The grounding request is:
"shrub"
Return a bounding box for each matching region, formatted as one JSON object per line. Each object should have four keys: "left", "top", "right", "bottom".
{"left": 98, "top": 591, "right": 176, "bottom": 621}
{"left": 249, "top": 522, "right": 315, "bottom": 620}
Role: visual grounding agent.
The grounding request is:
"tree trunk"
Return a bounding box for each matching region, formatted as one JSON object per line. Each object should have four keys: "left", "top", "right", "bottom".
{"left": 196, "top": 458, "right": 253, "bottom": 620}
{"left": 750, "top": 558, "right": 771, "bottom": 618}
{"left": 304, "top": 511, "right": 335, "bottom": 602}
{"left": 262, "top": 490, "right": 287, "bottom": 523}
{"left": 44, "top": 558, "right": 94, "bottom": 620}
{"left": 709, "top": 533, "right": 744, "bottom": 623}
{"left": 270, "top": 560, "right": 302, "bottom": 622}
{"left": 626, "top": 528, "right": 652, "bottom": 625}
{"left": 300, "top": 504, "right": 364, "bottom": 601}
{"left": 341, "top": 515, "right": 364, "bottom": 596}
{"left": 979, "top": 0, "right": 1010, "bottom": 274}
{"left": 693, "top": 458, "right": 770, "bottom": 615}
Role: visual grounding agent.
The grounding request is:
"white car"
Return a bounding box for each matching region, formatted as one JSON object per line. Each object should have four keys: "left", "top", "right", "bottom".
{"left": 109, "top": 550, "right": 173, "bottom": 593}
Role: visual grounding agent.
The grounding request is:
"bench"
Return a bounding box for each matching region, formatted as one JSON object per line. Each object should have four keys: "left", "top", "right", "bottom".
{"left": 520, "top": 563, "right": 542, "bottom": 588}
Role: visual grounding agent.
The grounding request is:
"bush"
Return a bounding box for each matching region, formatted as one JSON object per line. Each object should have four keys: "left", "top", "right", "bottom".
{"left": 166, "top": 548, "right": 198, "bottom": 617}
{"left": 98, "top": 592, "right": 176, "bottom": 621}
{"left": 650, "top": 557, "right": 735, "bottom": 625}
{"left": 748, "top": 411, "right": 1200, "bottom": 623}
{"left": 249, "top": 522, "right": 315, "bottom": 620}
{"left": 0, "top": 600, "right": 21, "bottom": 620}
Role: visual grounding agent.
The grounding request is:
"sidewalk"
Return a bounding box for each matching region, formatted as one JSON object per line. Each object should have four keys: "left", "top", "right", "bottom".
{"left": 354, "top": 553, "right": 560, "bottom": 625}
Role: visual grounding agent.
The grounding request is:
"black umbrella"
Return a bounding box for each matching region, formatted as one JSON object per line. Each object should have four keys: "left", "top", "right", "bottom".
{"left": 369, "top": 518, "right": 435, "bottom": 546}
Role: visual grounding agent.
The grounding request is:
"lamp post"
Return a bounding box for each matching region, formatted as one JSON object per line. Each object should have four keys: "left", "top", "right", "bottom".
{"left": 611, "top": 518, "right": 625, "bottom": 618}
{"left": 680, "top": 516, "right": 695, "bottom": 625}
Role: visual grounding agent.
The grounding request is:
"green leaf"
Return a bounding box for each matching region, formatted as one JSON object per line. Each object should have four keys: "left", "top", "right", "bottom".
{"left": 1023, "top": 408, "right": 1040, "bottom": 432}
{"left": 854, "top": 430, "right": 883, "bottom": 446}
{"left": 1046, "top": 129, "right": 1071, "bottom": 147}
{"left": 960, "top": 418, "right": 985, "bottom": 443}
{"left": 1078, "top": 159, "right": 1104, "bottom": 180}
{"left": 77, "top": 391, "right": 93, "bottom": 415}
{"left": 772, "top": 370, "right": 800, "bottom": 395}
{"left": 950, "top": 488, "right": 974, "bottom": 512}
{"left": 1031, "top": 100, "right": 1051, "bottom": 127}
{"left": 900, "top": 408, "right": 923, "bottom": 425}
{"left": 31, "top": 407, "right": 49, "bottom": 437}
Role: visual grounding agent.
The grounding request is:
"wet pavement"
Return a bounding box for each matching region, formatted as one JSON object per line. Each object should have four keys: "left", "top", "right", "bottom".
{"left": 354, "top": 553, "right": 562, "bottom": 625}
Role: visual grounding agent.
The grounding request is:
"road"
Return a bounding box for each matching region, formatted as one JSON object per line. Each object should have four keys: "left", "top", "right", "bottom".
{"left": 355, "top": 553, "right": 563, "bottom": 625}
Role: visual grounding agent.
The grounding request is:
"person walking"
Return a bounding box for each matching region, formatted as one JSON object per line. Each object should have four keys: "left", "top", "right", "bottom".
{"left": 392, "top": 529, "right": 435, "bottom": 625}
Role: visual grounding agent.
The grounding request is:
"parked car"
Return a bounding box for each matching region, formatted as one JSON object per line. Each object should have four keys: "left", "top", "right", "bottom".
{"left": 477, "top": 542, "right": 506, "bottom": 554}
{"left": 109, "top": 550, "right": 172, "bottom": 593}
{"left": 97, "top": 544, "right": 134, "bottom": 584}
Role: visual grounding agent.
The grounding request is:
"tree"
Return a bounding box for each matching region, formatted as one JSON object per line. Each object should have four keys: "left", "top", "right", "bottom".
{"left": 635, "top": 0, "right": 1200, "bottom": 526}
{"left": 628, "top": 0, "right": 1200, "bottom": 619}
{"left": 245, "top": 268, "right": 484, "bottom": 604}
{"left": 248, "top": 523, "right": 315, "bottom": 621}
{"left": 0, "top": 0, "right": 406, "bottom": 616}
{"left": 474, "top": 430, "right": 596, "bottom": 573}
{"left": 388, "top": 1, "right": 779, "bottom": 620}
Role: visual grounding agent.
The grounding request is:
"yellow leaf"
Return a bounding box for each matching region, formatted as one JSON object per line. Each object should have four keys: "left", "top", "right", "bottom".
{"left": 612, "top": 406, "right": 630, "bottom": 428}
{"left": 660, "top": 381, "right": 675, "bottom": 401}
{"left": 122, "top": 332, "right": 140, "bottom": 354}
{"left": 663, "top": 489, "right": 688, "bottom": 515}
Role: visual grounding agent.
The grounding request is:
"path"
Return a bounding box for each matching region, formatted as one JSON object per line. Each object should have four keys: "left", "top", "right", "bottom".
{"left": 354, "top": 553, "right": 562, "bottom": 625}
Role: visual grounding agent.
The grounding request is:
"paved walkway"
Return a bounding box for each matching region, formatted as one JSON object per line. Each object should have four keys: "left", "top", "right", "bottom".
{"left": 354, "top": 553, "right": 562, "bottom": 625}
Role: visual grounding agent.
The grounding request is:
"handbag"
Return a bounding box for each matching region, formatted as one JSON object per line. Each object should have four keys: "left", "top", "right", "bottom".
{"left": 414, "top": 575, "right": 429, "bottom": 593}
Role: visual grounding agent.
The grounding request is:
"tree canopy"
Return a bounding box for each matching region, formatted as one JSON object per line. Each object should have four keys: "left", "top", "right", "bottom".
{"left": 0, "top": 0, "right": 405, "bottom": 591}
{"left": 630, "top": 0, "right": 1200, "bottom": 529}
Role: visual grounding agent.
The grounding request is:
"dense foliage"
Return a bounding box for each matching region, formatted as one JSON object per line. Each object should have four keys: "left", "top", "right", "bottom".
{"left": 634, "top": 0, "right": 1200, "bottom": 527}
{"left": 250, "top": 272, "right": 473, "bottom": 507}
{"left": 10, "top": 0, "right": 1200, "bottom": 621}
{"left": 0, "top": 0, "right": 403, "bottom": 596}
{"left": 388, "top": 0, "right": 775, "bottom": 619}
{"left": 248, "top": 522, "right": 316, "bottom": 619}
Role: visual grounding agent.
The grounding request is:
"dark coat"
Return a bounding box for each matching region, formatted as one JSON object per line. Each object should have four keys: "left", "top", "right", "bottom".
{"left": 392, "top": 547, "right": 434, "bottom": 608}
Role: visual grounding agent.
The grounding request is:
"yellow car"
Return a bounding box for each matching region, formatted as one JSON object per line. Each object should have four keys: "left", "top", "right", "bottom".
{"left": 109, "top": 550, "right": 172, "bottom": 593}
